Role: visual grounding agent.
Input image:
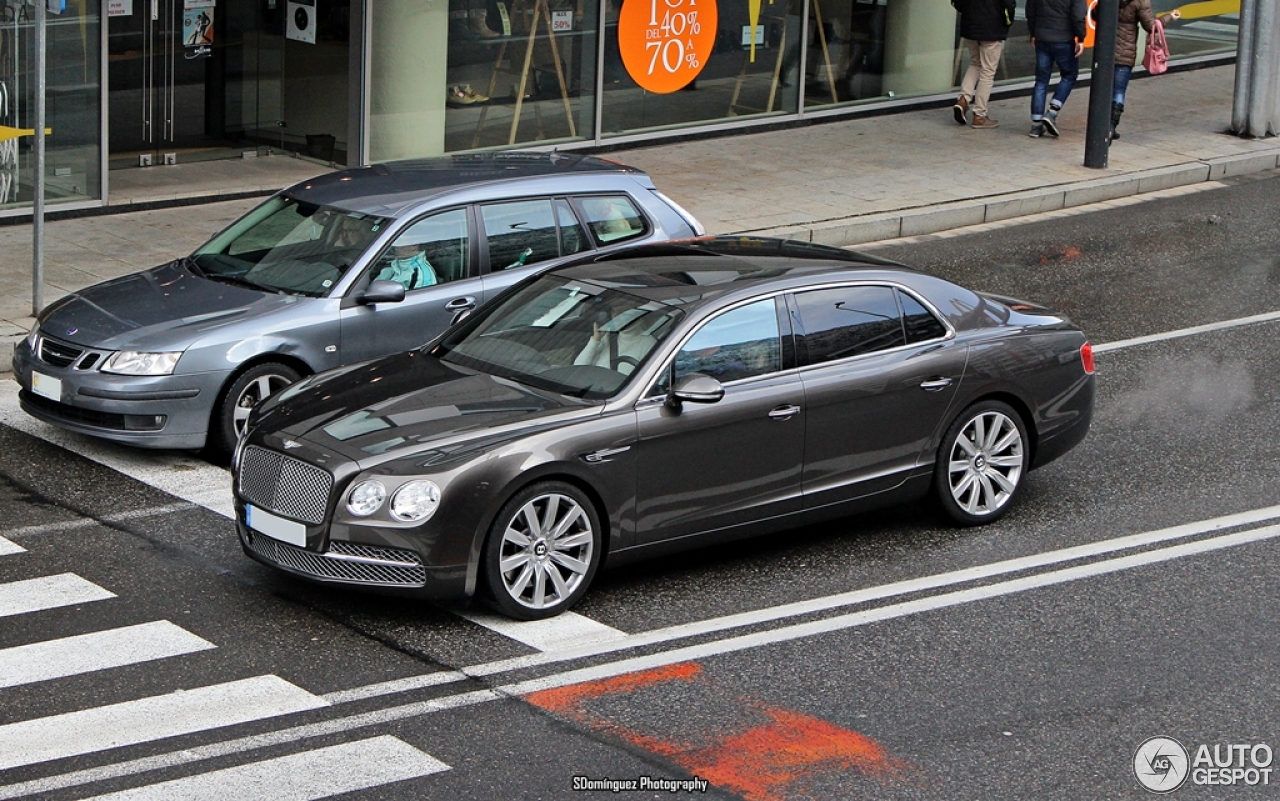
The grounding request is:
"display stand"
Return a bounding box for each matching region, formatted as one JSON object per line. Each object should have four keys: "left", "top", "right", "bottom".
{"left": 471, "top": 0, "right": 577, "bottom": 148}
{"left": 729, "top": 0, "right": 838, "bottom": 114}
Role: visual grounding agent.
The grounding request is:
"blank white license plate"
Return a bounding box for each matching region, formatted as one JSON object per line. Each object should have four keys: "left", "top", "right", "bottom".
{"left": 31, "top": 372, "right": 62, "bottom": 402}
{"left": 246, "top": 504, "right": 307, "bottom": 547}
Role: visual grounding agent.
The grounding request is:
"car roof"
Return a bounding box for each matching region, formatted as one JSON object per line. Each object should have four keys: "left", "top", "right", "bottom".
{"left": 283, "top": 152, "right": 645, "bottom": 217}
{"left": 547, "top": 236, "right": 915, "bottom": 309}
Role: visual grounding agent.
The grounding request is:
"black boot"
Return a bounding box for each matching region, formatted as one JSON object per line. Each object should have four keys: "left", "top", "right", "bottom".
{"left": 1111, "top": 102, "right": 1125, "bottom": 140}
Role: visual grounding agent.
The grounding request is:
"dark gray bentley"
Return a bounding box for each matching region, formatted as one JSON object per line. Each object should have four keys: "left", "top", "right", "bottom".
{"left": 12, "top": 152, "right": 701, "bottom": 454}
{"left": 233, "top": 237, "right": 1095, "bottom": 619}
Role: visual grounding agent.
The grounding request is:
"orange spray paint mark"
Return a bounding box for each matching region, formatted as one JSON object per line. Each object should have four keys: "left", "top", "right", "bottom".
{"left": 524, "top": 662, "right": 913, "bottom": 801}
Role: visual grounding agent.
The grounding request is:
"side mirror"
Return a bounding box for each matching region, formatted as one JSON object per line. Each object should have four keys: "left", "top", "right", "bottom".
{"left": 360, "top": 279, "right": 406, "bottom": 305}
{"left": 667, "top": 373, "right": 724, "bottom": 408}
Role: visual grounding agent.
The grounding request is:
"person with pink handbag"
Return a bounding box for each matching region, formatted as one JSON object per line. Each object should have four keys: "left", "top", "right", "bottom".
{"left": 1110, "top": 0, "right": 1181, "bottom": 139}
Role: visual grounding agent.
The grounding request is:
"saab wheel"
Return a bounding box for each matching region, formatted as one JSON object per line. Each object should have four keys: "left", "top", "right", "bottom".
{"left": 208, "top": 362, "right": 300, "bottom": 458}
{"left": 934, "top": 400, "right": 1028, "bottom": 526}
{"left": 483, "top": 481, "right": 602, "bottom": 620}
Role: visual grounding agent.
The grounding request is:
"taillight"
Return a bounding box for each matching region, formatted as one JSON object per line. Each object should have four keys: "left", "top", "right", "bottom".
{"left": 1080, "top": 342, "right": 1095, "bottom": 374}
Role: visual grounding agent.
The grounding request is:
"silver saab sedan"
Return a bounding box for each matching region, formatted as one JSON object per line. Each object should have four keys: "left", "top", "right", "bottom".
{"left": 12, "top": 152, "right": 702, "bottom": 455}
{"left": 232, "top": 237, "right": 1095, "bottom": 620}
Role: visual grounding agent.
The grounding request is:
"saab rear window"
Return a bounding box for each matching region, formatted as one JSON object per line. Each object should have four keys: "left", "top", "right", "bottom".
{"left": 575, "top": 195, "right": 649, "bottom": 246}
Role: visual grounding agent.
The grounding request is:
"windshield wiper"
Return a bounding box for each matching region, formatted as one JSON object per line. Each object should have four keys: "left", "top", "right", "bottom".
{"left": 178, "top": 256, "right": 207, "bottom": 278}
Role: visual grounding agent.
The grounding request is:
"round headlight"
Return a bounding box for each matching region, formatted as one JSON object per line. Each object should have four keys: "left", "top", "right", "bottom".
{"left": 390, "top": 480, "right": 442, "bottom": 522}
{"left": 346, "top": 480, "right": 386, "bottom": 516}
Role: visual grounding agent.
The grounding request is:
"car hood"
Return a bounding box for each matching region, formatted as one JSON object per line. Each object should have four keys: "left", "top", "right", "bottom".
{"left": 37, "top": 261, "right": 294, "bottom": 350}
{"left": 253, "top": 350, "right": 597, "bottom": 466}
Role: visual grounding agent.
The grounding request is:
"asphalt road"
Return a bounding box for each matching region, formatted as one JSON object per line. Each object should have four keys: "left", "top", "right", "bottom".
{"left": 1, "top": 170, "right": 1278, "bottom": 800}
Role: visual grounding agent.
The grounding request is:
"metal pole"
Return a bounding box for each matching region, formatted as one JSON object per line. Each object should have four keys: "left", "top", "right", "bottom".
{"left": 1232, "top": 0, "right": 1258, "bottom": 133}
{"left": 1083, "top": 0, "right": 1118, "bottom": 168}
{"left": 32, "top": 0, "right": 47, "bottom": 316}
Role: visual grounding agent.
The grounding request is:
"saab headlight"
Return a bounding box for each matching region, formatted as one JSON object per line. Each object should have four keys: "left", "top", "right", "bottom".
{"left": 346, "top": 480, "right": 386, "bottom": 516}
{"left": 102, "top": 350, "right": 183, "bottom": 376}
{"left": 390, "top": 480, "right": 441, "bottom": 523}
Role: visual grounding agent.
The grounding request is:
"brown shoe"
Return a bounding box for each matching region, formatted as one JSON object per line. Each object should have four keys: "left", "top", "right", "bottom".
{"left": 952, "top": 95, "right": 969, "bottom": 125}
{"left": 971, "top": 115, "right": 1000, "bottom": 129}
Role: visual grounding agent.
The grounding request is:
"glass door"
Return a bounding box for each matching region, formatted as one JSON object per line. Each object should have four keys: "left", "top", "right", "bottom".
{"left": 108, "top": 0, "right": 238, "bottom": 168}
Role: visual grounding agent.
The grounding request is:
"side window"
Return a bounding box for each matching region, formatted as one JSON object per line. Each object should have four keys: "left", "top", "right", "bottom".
{"left": 576, "top": 195, "right": 649, "bottom": 246}
{"left": 899, "top": 289, "right": 948, "bottom": 343}
{"left": 556, "top": 199, "right": 590, "bottom": 257}
{"left": 655, "top": 299, "right": 781, "bottom": 394}
{"left": 481, "top": 199, "right": 561, "bottom": 273}
{"left": 373, "top": 209, "right": 469, "bottom": 291}
{"left": 793, "top": 285, "right": 905, "bottom": 364}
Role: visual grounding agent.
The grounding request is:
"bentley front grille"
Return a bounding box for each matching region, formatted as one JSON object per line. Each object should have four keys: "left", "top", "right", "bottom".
{"left": 244, "top": 532, "right": 427, "bottom": 586}
{"left": 238, "top": 446, "right": 333, "bottom": 525}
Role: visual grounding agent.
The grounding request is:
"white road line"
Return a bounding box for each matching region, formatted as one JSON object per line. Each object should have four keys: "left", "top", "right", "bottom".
{"left": 2, "top": 503, "right": 199, "bottom": 541}
{"left": 79, "top": 736, "right": 449, "bottom": 801}
{"left": 0, "top": 536, "right": 23, "bottom": 556}
{"left": 0, "top": 573, "right": 115, "bottom": 618}
{"left": 1093, "top": 309, "right": 1280, "bottom": 353}
{"left": 0, "top": 621, "right": 215, "bottom": 689}
{"left": 0, "top": 675, "right": 329, "bottom": 772}
{"left": 457, "top": 609, "right": 628, "bottom": 653}
{"left": 0, "top": 380, "right": 233, "bottom": 518}
{"left": 9, "top": 518, "right": 1275, "bottom": 800}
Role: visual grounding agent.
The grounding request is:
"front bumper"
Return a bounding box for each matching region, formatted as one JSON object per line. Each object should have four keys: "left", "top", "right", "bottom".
{"left": 13, "top": 338, "right": 223, "bottom": 450}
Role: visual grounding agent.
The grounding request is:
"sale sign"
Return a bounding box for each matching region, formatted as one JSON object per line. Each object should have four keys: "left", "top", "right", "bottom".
{"left": 618, "top": 0, "right": 718, "bottom": 93}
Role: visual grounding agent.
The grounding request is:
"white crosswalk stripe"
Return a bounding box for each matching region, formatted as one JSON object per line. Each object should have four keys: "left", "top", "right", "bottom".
{"left": 78, "top": 736, "right": 449, "bottom": 801}
{"left": 0, "top": 536, "right": 23, "bottom": 556}
{"left": 0, "top": 675, "right": 329, "bottom": 772}
{"left": 0, "top": 573, "right": 115, "bottom": 618}
{"left": 0, "top": 621, "right": 215, "bottom": 689}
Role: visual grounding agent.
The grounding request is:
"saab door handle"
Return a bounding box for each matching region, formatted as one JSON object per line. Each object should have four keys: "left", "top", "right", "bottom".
{"left": 444, "top": 296, "right": 477, "bottom": 312}
{"left": 920, "top": 377, "right": 953, "bottom": 391}
{"left": 768, "top": 404, "right": 802, "bottom": 420}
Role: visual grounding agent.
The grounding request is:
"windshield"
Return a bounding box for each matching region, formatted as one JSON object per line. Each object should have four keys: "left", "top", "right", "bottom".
{"left": 434, "top": 276, "right": 682, "bottom": 399}
{"left": 189, "top": 196, "right": 391, "bottom": 297}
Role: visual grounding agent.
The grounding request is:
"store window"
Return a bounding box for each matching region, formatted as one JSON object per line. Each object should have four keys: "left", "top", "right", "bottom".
{"left": 2, "top": 1, "right": 103, "bottom": 211}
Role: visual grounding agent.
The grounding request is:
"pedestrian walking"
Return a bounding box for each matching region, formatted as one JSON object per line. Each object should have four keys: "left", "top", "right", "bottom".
{"left": 951, "top": 0, "right": 1017, "bottom": 129}
{"left": 1025, "top": 0, "right": 1086, "bottom": 138}
{"left": 1111, "top": 0, "right": 1182, "bottom": 139}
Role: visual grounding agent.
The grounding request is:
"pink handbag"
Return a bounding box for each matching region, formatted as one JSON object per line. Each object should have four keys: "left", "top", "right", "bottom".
{"left": 1143, "top": 17, "right": 1169, "bottom": 75}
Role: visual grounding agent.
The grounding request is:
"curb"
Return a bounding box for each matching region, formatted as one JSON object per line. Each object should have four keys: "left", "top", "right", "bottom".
{"left": 752, "top": 150, "right": 1280, "bottom": 247}
{"left": 1, "top": 338, "right": 15, "bottom": 373}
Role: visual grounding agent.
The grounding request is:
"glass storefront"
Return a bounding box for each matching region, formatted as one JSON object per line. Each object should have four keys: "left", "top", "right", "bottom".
{"left": 1, "top": 0, "right": 103, "bottom": 212}
{"left": 0, "top": 0, "right": 1247, "bottom": 215}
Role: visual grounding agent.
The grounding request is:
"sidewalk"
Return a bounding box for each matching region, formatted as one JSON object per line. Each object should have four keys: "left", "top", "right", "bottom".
{"left": 2, "top": 64, "right": 1278, "bottom": 368}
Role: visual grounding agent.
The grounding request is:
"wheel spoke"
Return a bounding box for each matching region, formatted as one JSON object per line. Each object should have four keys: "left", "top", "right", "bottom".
{"left": 991, "top": 427, "right": 1020, "bottom": 455}
{"left": 976, "top": 473, "right": 998, "bottom": 511}
{"left": 540, "top": 495, "right": 561, "bottom": 536}
{"left": 954, "top": 432, "right": 978, "bottom": 458}
{"left": 507, "top": 562, "right": 534, "bottom": 596}
{"left": 531, "top": 563, "right": 548, "bottom": 607}
{"left": 232, "top": 405, "right": 251, "bottom": 430}
{"left": 971, "top": 416, "right": 986, "bottom": 451}
{"left": 503, "top": 526, "right": 531, "bottom": 548}
{"left": 984, "top": 467, "right": 1016, "bottom": 494}
{"left": 555, "top": 531, "right": 593, "bottom": 550}
{"left": 949, "top": 458, "right": 970, "bottom": 474}
{"left": 548, "top": 504, "right": 584, "bottom": 540}
{"left": 520, "top": 504, "right": 542, "bottom": 538}
{"left": 953, "top": 471, "right": 977, "bottom": 505}
{"left": 549, "top": 552, "right": 589, "bottom": 575}
{"left": 500, "top": 552, "right": 529, "bottom": 574}
{"left": 544, "top": 563, "right": 571, "bottom": 597}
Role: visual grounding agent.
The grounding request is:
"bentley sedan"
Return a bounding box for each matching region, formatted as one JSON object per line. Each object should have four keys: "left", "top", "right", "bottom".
{"left": 12, "top": 152, "right": 702, "bottom": 455}
{"left": 232, "top": 237, "right": 1095, "bottom": 619}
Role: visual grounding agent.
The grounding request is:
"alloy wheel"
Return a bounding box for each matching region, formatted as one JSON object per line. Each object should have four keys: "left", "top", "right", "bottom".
{"left": 946, "top": 409, "right": 1025, "bottom": 518}
{"left": 496, "top": 491, "right": 596, "bottom": 613}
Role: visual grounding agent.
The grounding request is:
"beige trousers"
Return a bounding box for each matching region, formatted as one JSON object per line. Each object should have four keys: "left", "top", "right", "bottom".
{"left": 960, "top": 39, "right": 1004, "bottom": 118}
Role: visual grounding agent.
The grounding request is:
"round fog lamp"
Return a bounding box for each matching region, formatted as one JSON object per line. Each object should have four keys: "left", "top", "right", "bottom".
{"left": 346, "top": 480, "right": 386, "bottom": 516}
{"left": 390, "top": 480, "right": 442, "bottom": 522}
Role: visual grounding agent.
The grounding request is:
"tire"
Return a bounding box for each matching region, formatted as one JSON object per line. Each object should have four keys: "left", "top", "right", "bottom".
{"left": 208, "top": 362, "right": 301, "bottom": 458}
{"left": 933, "top": 400, "right": 1029, "bottom": 526}
{"left": 483, "top": 481, "right": 602, "bottom": 620}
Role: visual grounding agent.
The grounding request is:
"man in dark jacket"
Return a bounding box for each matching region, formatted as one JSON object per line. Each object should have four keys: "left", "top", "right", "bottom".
{"left": 1025, "top": 0, "right": 1087, "bottom": 138}
{"left": 951, "top": 0, "right": 1017, "bottom": 129}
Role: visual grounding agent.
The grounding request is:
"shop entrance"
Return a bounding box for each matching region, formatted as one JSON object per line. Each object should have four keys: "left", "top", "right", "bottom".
{"left": 107, "top": 0, "right": 244, "bottom": 169}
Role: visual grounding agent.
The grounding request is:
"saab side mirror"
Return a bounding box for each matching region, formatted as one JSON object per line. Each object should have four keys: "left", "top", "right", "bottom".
{"left": 667, "top": 373, "right": 724, "bottom": 409}
{"left": 360, "top": 279, "right": 406, "bottom": 305}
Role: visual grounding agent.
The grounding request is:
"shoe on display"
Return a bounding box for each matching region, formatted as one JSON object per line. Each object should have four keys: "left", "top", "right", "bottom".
{"left": 446, "top": 84, "right": 490, "bottom": 106}
{"left": 1029, "top": 122, "right": 1044, "bottom": 138}
{"left": 953, "top": 94, "right": 970, "bottom": 125}
{"left": 971, "top": 115, "right": 999, "bottom": 129}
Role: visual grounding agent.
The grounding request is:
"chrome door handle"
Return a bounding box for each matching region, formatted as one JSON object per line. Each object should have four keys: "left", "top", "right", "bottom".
{"left": 444, "top": 297, "right": 477, "bottom": 311}
{"left": 919, "top": 377, "right": 953, "bottom": 392}
{"left": 768, "top": 404, "right": 802, "bottom": 420}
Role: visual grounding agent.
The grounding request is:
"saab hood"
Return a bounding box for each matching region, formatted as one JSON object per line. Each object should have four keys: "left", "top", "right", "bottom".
{"left": 37, "top": 261, "right": 299, "bottom": 350}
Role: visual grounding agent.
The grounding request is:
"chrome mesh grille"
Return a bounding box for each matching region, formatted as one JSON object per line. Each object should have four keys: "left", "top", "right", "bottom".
{"left": 244, "top": 532, "right": 427, "bottom": 586}
{"left": 238, "top": 446, "right": 333, "bottom": 525}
